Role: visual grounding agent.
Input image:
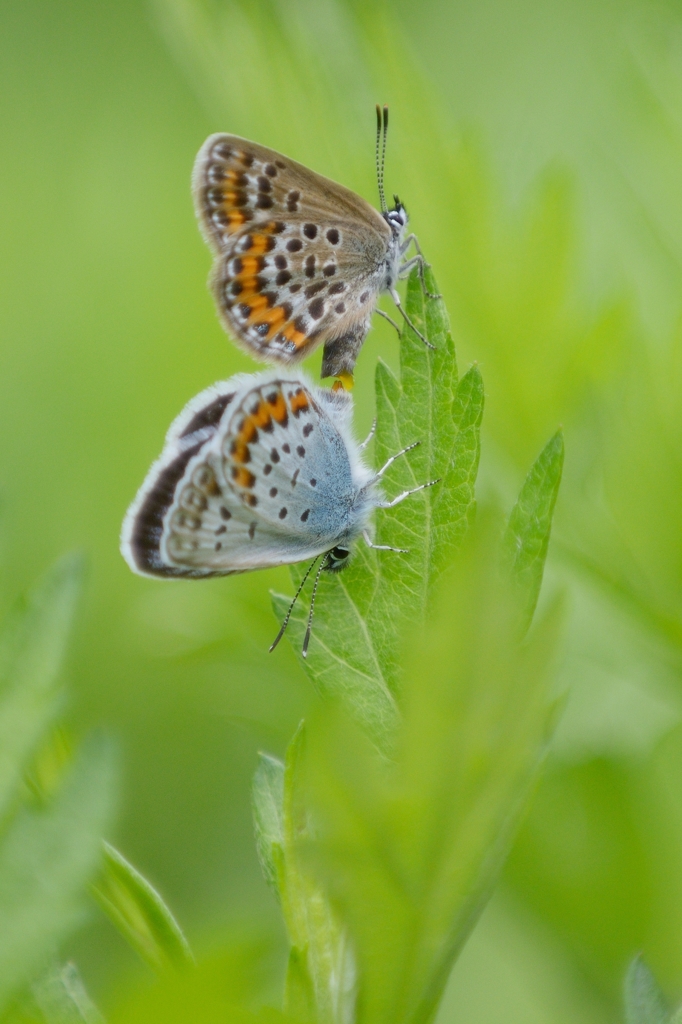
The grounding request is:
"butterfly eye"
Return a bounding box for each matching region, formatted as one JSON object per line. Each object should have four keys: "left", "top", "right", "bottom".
{"left": 325, "top": 546, "right": 351, "bottom": 572}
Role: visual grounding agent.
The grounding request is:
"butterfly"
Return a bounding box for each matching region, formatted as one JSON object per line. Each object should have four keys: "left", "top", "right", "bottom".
{"left": 192, "top": 106, "right": 438, "bottom": 384}
{"left": 121, "top": 370, "right": 436, "bottom": 654}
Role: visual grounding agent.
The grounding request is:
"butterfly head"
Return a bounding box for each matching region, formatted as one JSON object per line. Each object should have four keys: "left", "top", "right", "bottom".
{"left": 324, "top": 545, "right": 351, "bottom": 572}
{"left": 385, "top": 195, "right": 408, "bottom": 238}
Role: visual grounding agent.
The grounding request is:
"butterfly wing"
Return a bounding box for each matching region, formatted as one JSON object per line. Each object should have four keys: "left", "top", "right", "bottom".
{"left": 121, "top": 373, "right": 362, "bottom": 578}
{"left": 192, "top": 134, "right": 393, "bottom": 375}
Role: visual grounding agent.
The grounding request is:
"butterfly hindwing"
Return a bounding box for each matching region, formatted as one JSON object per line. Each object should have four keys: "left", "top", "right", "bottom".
{"left": 193, "top": 134, "right": 393, "bottom": 371}
{"left": 121, "top": 373, "right": 365, "bottom": 578}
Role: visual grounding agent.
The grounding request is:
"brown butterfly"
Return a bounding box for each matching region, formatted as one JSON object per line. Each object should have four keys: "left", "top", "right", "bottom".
{"left": 192, "top": 106, "right": 438, "bottom": 384}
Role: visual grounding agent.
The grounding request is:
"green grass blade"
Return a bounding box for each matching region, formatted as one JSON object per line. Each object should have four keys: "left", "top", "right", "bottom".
{"left": 92, "top": 842, "right": 192, "bottom": 972}
{"left": 0, "top": 734, "right": 116, "bottom": 1013}
{"left": 624, "top": 957, "right": 669, "bottom": 1024}
{"left": 279, "top": 726, "right": 355, "bottom": 1024}
{"left": 32, "top": 962, "right": 104, "bottom": 1024}
{"left": 503, "top": 429, "right": 564, "bottom": 630}
{"left": 0, "top": 555, "right": 85, "bottom": 827}
{"left": 252, "top": 752, "right": 285, "bottom": 896}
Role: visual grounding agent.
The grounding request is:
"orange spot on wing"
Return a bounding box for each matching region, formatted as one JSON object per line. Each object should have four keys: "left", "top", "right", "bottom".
{"left": 254, "top": 305, "right": 286, "bottom": 329}
{"left": 281, "top": 322, "right": 307, "bottom": 348}
{"left": 266, "top": 390, "right": 288, "bottom": 424}
{"left": 228, "top": 210, "right": 245, "bottom": 230}
{"left": 246, "top": 295, "right": 270, "bottom": 322}
{"left": 289, "top": 389, "right": 310, "bottom": 414}
{"left": 231, "top": 440, "right": 250, "bottom": 462}
{"left": 231, "top": 467, "right": 255, "bottom": 488}
{"left": 249, "top": 234, "right": 269, "bottom": 255}
{"left": 263, "top": 308, "right": 288, "bottom": 340}
{"left": 232, "top": 402, "right": 274, "bottom": 454}
{"left": 237, "top": 417, "right": 258, "bottom": 444}
{"left": 251, "top": 401, "right": 272, "bottom": 429}
{"left": 239, "top": 256, "right": 261, "bottom": 277}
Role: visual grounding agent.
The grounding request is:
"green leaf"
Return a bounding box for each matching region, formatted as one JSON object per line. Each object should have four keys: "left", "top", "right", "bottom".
{"left": 252, "top": 753, "right": 285, "bottom": 897}
{"left": 31, "top": 962, "right": 104, "bottom": 1024}
{"left": 272, "top": 270, "right": 482, "bottom": 746}
{"left": 0, "top": 734, "right": 117, "bottom": 1014}
{"left": 0, "top": 555, "right": 85, "bottom": 827}
{"left": 624, "top": 957, "right": 669, "bottom": 1024}
{"left": 252, "top": 740, "right": 353, "bottom": 1023}
{"left": 91, "top": 842, "right": 192, "bottom": 972}
{"left": 296, "top": 515, "right": 561, "bottom": 1024}
{"left": 278, "top": 726, "right": 355, "bottom": 1024}
{"left": 503, "top": 429, "right": 564, "bottom": 630}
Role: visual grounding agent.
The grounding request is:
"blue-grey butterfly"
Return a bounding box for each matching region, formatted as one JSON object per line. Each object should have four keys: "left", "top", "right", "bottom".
{"left": 121, "top": 370, "right": 436, "bottom": 653}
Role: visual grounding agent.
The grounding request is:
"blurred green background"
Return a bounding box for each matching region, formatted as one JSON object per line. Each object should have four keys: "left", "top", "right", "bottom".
{"left": 2, "top": 0, "right": 682, "bottom": 1019}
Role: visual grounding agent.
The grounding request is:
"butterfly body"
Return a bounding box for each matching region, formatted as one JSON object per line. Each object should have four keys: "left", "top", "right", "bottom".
{"left": 121, "top": 370, "right": 385, "bottom": 579}
{"left": 193, "top": 134, "right": 411, "bottom": 378}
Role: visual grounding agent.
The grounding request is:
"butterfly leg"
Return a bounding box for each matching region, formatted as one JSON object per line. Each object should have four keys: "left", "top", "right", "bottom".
{"left": 390, "top": 290, "right": 436, "bottom": 350}
{"left": 358, "top": 418, "right": 377, "bottom": 451}
{"left": 398, "top": 254, "right": 442, "bottom": 300}
{"left": 399, "top": 233, "right": 432, "bottom": 269}
{"left": 372, "top": 440, "right": 420, "bottom": 482}
{"left": 375, "top": 478, "right": 440, "bottom": 508}
{"left": 375, "top": 307, "right": 401, "bottom": 336}
{"left": 362, "top": 530, "right": 409, "bottom": 554}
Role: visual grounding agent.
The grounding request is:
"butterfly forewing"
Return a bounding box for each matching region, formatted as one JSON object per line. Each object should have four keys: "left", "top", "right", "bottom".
{"left": 193, "top": 134, "right": 393, "bottom": 374}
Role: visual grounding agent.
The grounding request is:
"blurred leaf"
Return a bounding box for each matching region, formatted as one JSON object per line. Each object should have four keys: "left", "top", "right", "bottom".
{"left": 297, "top": 516, "right": 561, "bottom": 1024}
{"left": 443, "top": 146, "right": 630, "bottom": 468}
{"left": 560, "top": 322, "right": 682, "bottom": 660}
{"left": 0, "top": 555, "right": 84, "bottom": 828}
{"left": 91, "top": 842, "right": 192, "bottom": 972}
{"left": 252, "top": 753, "right": 285, "bottom": 897}
{"left": 0, "top": 735, "right": 116, "bottom": 1014}
{"left": 109, "top": 936, "right": 284, "bottom": 1024}
{"left": 624, "top": 957, "right": 668, "bottom": 1024}
{"left": 503, "top": 429, "right": 564, "bottom": 631}
{"left": 278, "top": 726, "right": 355, "bottom": 1024}
{"left": 24, "top": 730, "right": 73, "bottom": 808}
{"left": 31, "top": 962, "right": 104, "bottom": 1024}
{"left": 272, "top": 270, "right": 481, "bottom": 747}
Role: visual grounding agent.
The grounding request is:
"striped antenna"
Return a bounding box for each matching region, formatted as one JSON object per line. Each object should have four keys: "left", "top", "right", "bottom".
{"left": 302, "top": 552, "right": 330, "bottom": 657}
{"left": 376, "top": 104, "right": 389, "bottom": 213}
{"left": 269, "top": 554, "right": 320, "bottom": 653}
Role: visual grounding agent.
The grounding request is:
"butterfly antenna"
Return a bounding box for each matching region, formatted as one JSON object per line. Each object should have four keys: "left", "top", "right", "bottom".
{"left": 381, "top": 105, "right": 389, "bottom": 204}
{"left": 376, "top": 103, "right": 388, "bottom": 213}
{"left": 302, "top": 553, "right": 330, "bottom": 658}
{"left": 269, "top": 555, "right": 320, "bottom": 653}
